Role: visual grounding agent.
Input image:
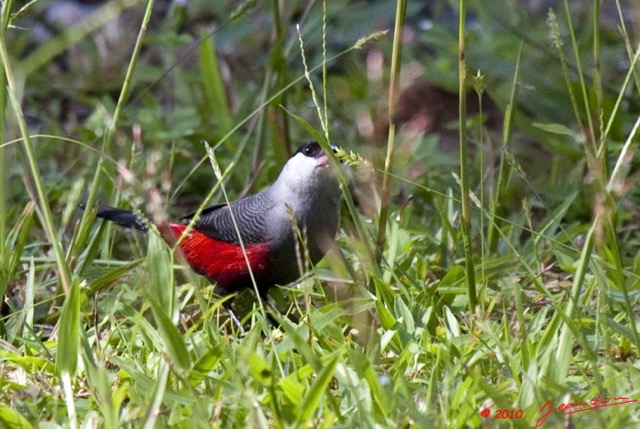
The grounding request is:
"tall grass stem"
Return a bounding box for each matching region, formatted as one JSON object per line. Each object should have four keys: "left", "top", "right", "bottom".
{"left": 376, "top": 0, "right": 407, "bottom": 254}
{"left": 457, "top": 0, "right": 477, "bottom": 312}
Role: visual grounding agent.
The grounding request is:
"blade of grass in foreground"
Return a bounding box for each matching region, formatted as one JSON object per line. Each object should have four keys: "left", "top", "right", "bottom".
{"left": 56, "top": 276, "right": 81, "bottom": 429}
{"left": 296, "top": 354, "right": 340, "bottom": 425}
{"left": 552, "top": 224, "right": 594, "bottom": 383}
{"left": 146, "top": 232, "right": 191, "bottom": 370}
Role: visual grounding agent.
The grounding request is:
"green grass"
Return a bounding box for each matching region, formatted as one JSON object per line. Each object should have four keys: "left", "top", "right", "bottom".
{"left": 2, "top": 0, "right": 640, "bottom": 427}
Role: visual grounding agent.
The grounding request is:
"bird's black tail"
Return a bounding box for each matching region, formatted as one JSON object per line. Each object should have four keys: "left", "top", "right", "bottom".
{"left": 80, "top": 203, "right": 149, "bottom": 232}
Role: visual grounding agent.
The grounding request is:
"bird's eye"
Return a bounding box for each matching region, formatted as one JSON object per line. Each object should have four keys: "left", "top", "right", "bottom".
{"left": 302, "top": 143, "right": 320, "bottom": 157}
{"left": 296, "top": 141, "right": 321, "bottom": 158}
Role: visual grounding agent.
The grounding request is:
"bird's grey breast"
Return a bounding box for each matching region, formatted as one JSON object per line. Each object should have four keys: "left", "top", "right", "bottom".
{"left": 265, "top": 180, "right": 341, "bottom": 262}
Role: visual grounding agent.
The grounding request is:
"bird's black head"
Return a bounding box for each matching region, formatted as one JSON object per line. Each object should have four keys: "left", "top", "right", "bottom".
{"left": 293, "top": 141, "right": 339, "bottom": 159}
{"left": 277, "top": 141, "right": 339, "bottom": 187}
{"left": 295, "top": 141, "right": 322, "bottom": 159}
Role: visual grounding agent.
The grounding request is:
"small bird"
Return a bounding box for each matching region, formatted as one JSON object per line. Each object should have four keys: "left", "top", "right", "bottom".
{"left": 86, "top": 141, "right": 341, "bottom": 302}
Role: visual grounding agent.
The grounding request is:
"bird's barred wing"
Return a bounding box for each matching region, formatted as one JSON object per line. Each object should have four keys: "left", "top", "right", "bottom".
{"left": 180, "top": 192, "right": 273, "bottom": 245}
{"left": 179, "top": 203, "right": 227, "bottom": 223}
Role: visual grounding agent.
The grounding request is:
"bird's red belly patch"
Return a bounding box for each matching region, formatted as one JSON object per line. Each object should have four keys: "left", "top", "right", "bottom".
{"left": 169, "top": 223, "right": 271, "bottom": 292}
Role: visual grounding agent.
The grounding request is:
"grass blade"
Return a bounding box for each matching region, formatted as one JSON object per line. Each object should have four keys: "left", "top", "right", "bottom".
{"left": 56, "top": 277, "right": 81, "bottom": 376}
{"left": 296, "top": 354, "right": 340, "bottom": 424}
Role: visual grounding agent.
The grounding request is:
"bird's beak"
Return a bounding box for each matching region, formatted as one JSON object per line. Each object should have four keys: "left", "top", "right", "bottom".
{"left": 317, "top": 143, "right": 341, "bottom": 168}
{"left": 317, "top": 154, "right": 331, "bottom": 168}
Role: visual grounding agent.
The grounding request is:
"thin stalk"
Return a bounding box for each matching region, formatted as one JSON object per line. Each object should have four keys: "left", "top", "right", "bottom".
{"left": 296, "top": 24, "right": 328, "bottom": 137}
{"left": 0, "top": 38, "right": 72, "bottom": 293}
{"left": 495, "top": 45, "right": 522, "bottom": 204}
{"left": 0, "top": 0, "right": 9, "bottom": 282}
{"left": 271, "top": 0, "right": 291, "bottom": 154}
{"left": 600, "top": 43, "right": 640, "bottom": 149}
{"left": 321, "top": 0, "right": 329, "bottom": 139}
{"left": 474, "top": 71, "right": 486, "bottom": 280}
{"left": 376, "top": 0, "right": 407, "bottom": 254}
{"left": 457, "top": 0, "right": 477, "bottom": 313}
{"left": 615, "top": 0, "right": 640, "bottom": 92}
{"left": 77, "top": 0, "right": 156, "bottom": 258}
{"left": 488, "top": 44, "right": 523, "bottom": 252}
{"left": 548, "top": 9, "right": 589, "bottom": 154}
{"left": 607, "top": 114, "right": 640, "bottom": 194}
{"left": 592, "top": 0, "right": 603, "bottom": 133}
{"left": 563, "top": 0, "right": 597, "bottom": 151}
